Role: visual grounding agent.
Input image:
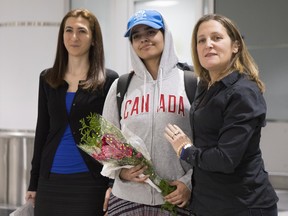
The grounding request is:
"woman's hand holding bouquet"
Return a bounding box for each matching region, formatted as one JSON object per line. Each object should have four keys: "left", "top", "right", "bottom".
{"left": 78, "top": 113, "right": 178, "bottom": 215}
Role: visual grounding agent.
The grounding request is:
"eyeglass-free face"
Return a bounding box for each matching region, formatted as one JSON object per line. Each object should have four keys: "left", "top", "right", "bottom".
{"left": 131, "top": 24, "right": 164, "bottom": 62}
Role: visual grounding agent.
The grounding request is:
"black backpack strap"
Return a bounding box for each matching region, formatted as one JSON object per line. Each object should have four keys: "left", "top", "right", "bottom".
{"left": 177, "top": 63, "right": 198, "bottom": 104}
{"left": 116, "top": 63, "right": 197, "bottom": 120}
{"left": 183, "top": 70, "right": 198, "bottom": 104}
{"left": 177, "top": 62, "right": 193, "bottom": 71}
{"left": 116, "top": 71, "right": 135, "bottom": 120}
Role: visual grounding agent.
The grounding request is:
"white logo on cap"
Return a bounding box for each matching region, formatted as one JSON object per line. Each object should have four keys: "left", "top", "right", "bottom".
{"left": 134, "top": 10, "right": 147, "bottom": 21}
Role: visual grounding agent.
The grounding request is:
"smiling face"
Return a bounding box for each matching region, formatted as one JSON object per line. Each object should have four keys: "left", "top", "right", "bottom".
{"left": 130, "top": 24, "right": 164, "bottom": 63}
{"left": 63, "top": 16, "right": 93, "bottom": 58}
{"left": 196, "top": 20, "right": 239, "bottom": 76}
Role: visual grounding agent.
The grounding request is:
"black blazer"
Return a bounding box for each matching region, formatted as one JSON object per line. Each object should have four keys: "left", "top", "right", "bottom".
{"left": 28, "top": 68, "right": 119, "bottom": 191}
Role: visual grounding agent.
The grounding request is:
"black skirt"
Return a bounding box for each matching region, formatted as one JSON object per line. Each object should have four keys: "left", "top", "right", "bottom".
{"left": 34, "top": 172, "right": 108, "bottom": 216}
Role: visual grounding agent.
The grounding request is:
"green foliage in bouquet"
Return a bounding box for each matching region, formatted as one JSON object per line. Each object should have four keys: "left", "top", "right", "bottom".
{"left": 79, "top": 113, "right": 178, "bottom": 215}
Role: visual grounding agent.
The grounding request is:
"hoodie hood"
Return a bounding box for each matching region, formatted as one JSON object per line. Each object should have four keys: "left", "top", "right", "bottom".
{"left": 102, "top": 15, "right": 193, "bottom": 206}
{"left": 129, "top": 19, "right": 179, "bottom": 81}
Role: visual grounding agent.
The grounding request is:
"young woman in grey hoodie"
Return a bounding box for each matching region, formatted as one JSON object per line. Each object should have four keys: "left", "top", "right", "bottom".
{"left": 102, "top": 9, "right": 194, "bottom": 215}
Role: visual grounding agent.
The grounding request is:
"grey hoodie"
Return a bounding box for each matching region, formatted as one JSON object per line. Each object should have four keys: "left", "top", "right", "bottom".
{"left": 102, "top": 20, "right": 193, "bottom": 205}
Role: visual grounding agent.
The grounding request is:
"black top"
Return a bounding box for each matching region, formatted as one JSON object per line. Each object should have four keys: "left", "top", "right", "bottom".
{"left": 28, "top": 68, "right": 119, "bottom": 191}
{"left": 181, "top": 71, "right": 278, "bottom": 215}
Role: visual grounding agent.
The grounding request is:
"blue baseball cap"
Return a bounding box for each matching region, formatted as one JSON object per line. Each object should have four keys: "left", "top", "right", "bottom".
{"left": 124, "top": 10, "right": 164, "bottom": 37}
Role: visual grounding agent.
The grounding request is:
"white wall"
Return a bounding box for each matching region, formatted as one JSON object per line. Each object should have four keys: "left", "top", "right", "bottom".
{"left": 261, "top": 122, "right": 288, "bottom": 173}
{"left": 0, "top": 0, "right": 69, "bottom": 130}
{"left": 71, "top": 0, "right": 131, "bottom": 75}
{"left": 71, "top": 0, "right": 209, "bottom": 74}
{"left": 134, "top": 0, "right": 203, "bottom": 65}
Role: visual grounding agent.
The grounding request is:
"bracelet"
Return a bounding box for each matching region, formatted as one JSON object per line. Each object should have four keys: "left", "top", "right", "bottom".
{"left": 176, "top": 142, "right": 192, "bottom": 157}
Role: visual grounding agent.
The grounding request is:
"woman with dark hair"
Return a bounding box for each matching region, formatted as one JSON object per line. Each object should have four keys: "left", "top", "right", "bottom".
{"left": 25, "top": 8, "right": 118, "bottom": 216}
{"left": 102, "top": 9, "right": 193, "bottom": 216}
{"left": 165, "top": 14, "right": 278, "bottom": 216}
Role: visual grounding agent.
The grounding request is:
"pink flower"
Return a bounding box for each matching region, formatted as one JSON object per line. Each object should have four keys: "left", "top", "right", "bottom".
{"left": 136, "top": 152, "right": 143, "bottom": 158}
{"left": 79, "top": 113, "right": 177, "bottom": 215}
{"left": 102, "top": 134, "right": 134, "bottom": 158}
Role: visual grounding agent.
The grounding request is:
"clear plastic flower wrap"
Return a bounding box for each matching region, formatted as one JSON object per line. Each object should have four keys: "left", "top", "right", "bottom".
{"left": 78, "top": 113, "right": 177, "bottom": 215}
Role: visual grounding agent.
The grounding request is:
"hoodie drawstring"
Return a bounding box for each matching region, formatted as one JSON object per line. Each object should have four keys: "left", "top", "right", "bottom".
{"left": 157, "top": 68, "right": 163, "bottom": 110}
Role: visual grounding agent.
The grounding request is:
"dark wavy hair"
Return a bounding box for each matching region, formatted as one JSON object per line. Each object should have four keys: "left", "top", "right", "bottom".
{"left": 44, "top": 8, "right": 105, "bottom": 90}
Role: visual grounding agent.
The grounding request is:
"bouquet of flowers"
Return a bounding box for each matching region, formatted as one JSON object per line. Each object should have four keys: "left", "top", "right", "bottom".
{"left": 78, "top": 113, "right": 177, "bottom": 215}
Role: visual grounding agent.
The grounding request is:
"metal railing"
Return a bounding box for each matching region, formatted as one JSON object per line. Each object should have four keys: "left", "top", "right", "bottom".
{"left": 0, "top": 129, "right": 35, "bottom": 207}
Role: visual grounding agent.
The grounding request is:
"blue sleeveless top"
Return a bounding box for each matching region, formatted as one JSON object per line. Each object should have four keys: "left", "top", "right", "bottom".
{"left": 51, "top": 92, "right": 89, "bottom": 174}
